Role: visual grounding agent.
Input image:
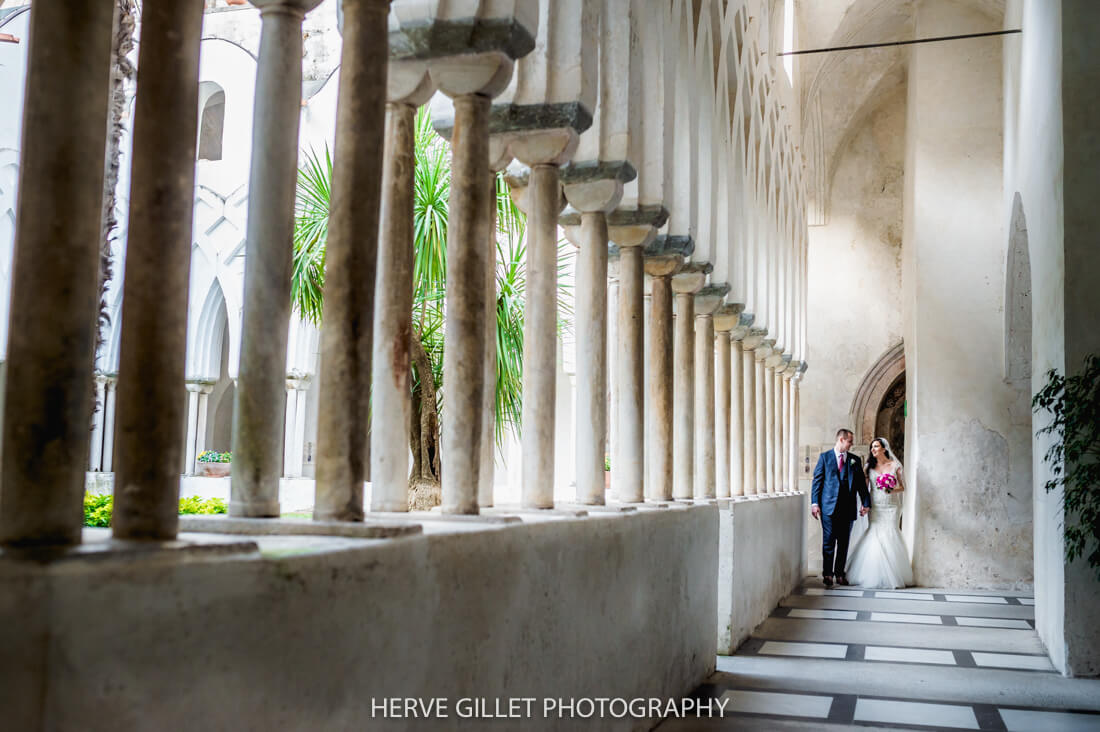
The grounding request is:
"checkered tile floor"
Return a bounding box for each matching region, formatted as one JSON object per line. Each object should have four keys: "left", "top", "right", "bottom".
{"left": 657, "top": 579, "right": 1100, "bottom": 731}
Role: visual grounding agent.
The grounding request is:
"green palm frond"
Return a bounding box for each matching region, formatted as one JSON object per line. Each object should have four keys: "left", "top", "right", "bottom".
{"left": 292, "top": 145, "right": 332, "bottom": 325}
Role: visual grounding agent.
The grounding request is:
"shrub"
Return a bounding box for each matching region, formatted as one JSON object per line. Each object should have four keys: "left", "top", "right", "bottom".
{"left": 82, "top": 494, "right": 228, "bottom": 527}
{"left": 1033, "top": 353, "right": 1100, "bottom": 580}
{"left": 178, "top": 496, "right": 228, "bottom": 515}
{"left": 84, "top": 493, "right": 113, "bottom": 528}
{"left": 197, "top": 450, "right": 232, "bottom": 463}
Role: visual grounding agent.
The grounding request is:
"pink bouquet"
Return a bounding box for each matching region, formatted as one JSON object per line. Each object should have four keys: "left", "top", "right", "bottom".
{"left": 876, "top": 473, "right": 897, "bottom": 493}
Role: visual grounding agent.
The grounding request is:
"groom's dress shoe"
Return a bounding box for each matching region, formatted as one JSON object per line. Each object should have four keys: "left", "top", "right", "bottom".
{"left": 823, "top": 576, "right": 834, "bottom": 588}
{"left": 836, "top": 577, "right": 850, "bottom": 586}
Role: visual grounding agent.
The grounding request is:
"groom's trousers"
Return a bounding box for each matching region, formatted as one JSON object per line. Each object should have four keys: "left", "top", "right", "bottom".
{"left": 821, "top": 512, "right": 852, "bottom": 577}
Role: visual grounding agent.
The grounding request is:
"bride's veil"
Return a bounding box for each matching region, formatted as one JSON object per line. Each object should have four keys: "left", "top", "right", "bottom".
{"left": 878, "top": 437, "right": 903, "bottom": 474}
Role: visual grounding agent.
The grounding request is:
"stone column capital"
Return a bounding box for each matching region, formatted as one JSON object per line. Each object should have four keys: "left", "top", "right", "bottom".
{"left": 767, "top": 351, "right": 791, "bottom": 370}
{"left": 561, "top": 165, "right": 632, "bottom": 214}
{"left": 754, "top": 338, "right": 778, "bottom": 361}
{"left": 431, "top": 51, "right": 516, "bottom": 100}
{"left": 186, "top": 380, "right": 216, "bottom": 394}
{"left": 250, "top": 0, "right": 324, "bottom": 18}
{"left": 694, "top": 282, "right": 730, "bottom": 316}
{"left": 643, "top": 255, "right": 683, "bottom": 278}
{"left": 730, "top": 310, "right": 756, "bottom": 340}
{"left": 606, "top": 205, "right": 669, "bottom": 250}
{"left": 712, "top": 303, "right": 746, "bottom": 332}
{"left": 671, "top": 262, "right": 712, "bottom": 294}
{"left": 741, "top": 328, "right": 768, "bottom": 351}
{"left": 387, "top": 60, "right": 436, "bottom": 107}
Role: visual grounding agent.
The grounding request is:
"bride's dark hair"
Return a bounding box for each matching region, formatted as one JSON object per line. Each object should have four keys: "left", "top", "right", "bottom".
{"left": 865, "top": 437, "right": 895, "bottom": 479}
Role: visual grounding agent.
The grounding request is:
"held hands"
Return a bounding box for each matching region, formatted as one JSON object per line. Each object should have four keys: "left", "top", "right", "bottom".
{"left": 811, "top": 504, "right": 821, "bottom": 520}
{"left": 859, "top": 506, "right": 870, "bottom": 516}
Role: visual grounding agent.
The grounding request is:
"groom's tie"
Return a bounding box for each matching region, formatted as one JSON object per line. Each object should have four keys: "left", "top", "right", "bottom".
{"left": 837, "top": 453, "right": 845, "bottom": 480}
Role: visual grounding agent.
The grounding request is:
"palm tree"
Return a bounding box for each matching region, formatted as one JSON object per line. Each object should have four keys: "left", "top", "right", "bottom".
{"left": 292, "top": 107, "right": 573, "bottom": 503}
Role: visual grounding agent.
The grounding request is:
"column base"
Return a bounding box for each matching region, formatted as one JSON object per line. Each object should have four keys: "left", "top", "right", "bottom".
{"left": 228, "top": 499, "right": 281, "bottom": 518}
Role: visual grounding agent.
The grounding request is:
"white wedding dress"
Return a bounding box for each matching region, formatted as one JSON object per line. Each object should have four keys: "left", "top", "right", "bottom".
{"left": 845, "top": 466, "right": 914, "bottom": 589}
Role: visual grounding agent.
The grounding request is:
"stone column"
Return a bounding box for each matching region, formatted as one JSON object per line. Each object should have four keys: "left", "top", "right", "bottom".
{"left": 563, "top": 175, "right": 622, "bottom": 506}
{"left": 195, "top": 385, "right": 213, "bottom": 464}
{"left": 89, "top": 376, "right": 108, "bottom": 471}
{"left": 763, "top": 363, "right": 775, "bottom": 493}
{"left": 102, "top": 379, "right": 117, "bottom": 473}
{"left": 692, "top": 290, "right": 724, "bottom": 500}
{"left": 773, "top": 367, "right": 784, "bottom": 492}
{"left": 0, "top": 1, "right": 118, "bottom": 547}
{"left": 292, "top": 385, "right": 309, "bottom": 477}
{"left": 646, "top": 261, "right": 679, "bottom": 501}
{"left": 712, "top": 304, "right": 742, "bottom": 498}
{"left": 607, "top": 276, "right": 619, "bottom": 497}
{"left": 782, "top": 370, "right": 792, "bottom": 491}
{"left": 232, "top": 0, "right": 323, "bottom": 518}
{"left": 714, "top": 328, "right": 731, "bottom": 498}
{"left": 741, "top": 339, "right": 758, "bottom": 494}
{"left": 185, "top": 385, "right": 203, "bottom": 475}
{"left": 642, "top": 289, "right": 652, "bottom": 493}
{"left": 791, "top": 361, "right": 806, "bottom": 491}
{"left": 573, "top": 211, "right": 610, "bottom": 504}
{"left": 112, "top": 0, "right": 206, "bottom": 540}
{"left": 615, "top": 244, "right": 645, "bottom": 503}
{"left": 313, "top": 0, "right": 389, "bottom": 521}
{"left": 754, "top": 339, "right": 773, "bottom": 494}
{"left": 436, "top": 55, "right": 512, "bottom": 514}
{"left": 283, "top": 378, "right": 300, "bottom": 478}
{"left": 479, "top": 170, "right": 499, "bottom": 508}
{"left": 370, "top": 74, "right": 430, "bottom": 512}
{"left": 519, "top": 164, "right": 562, "bottom": 508}
{"left": 729, "top": 336, "right": 745, "bottom": 495}
{"left": 671, "top": 265, "right": 707, "bottom": 499}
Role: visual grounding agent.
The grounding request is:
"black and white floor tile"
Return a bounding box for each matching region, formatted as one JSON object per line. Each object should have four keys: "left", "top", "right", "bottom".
{"left": 658, "top": 580, "right": 1100, "bottom": 731}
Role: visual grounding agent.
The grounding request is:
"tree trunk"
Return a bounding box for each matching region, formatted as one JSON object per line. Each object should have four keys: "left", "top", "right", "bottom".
{"left": 99, "top": 0, "right": 136, "bottom": 360}
{"left": 407, "top": 329, "right": 441, "bottom": 509}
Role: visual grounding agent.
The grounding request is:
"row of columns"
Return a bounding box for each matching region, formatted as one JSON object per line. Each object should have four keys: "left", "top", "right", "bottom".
{"left": 601, "top": 268, "right": 804, "bottom": 503}
{"left": 89, "top": 375, "right": 311, "bottom": 479}
{"left": 0, "top": 0, "right": 805, "bottom": 546}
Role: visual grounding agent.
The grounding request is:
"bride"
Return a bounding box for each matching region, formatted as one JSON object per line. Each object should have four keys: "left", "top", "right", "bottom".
{"left": 845, "top": 437, "right": 913, "bottom": 589}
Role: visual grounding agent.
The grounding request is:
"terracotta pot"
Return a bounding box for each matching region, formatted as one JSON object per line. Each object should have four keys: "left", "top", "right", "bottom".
{"left": 198, "top": 462, "right": 231, "bottom": 478}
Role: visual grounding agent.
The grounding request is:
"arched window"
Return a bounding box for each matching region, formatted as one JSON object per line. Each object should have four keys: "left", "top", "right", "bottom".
{"left": 197, "top": 82, "right": 225, "bottom": 161}
{"left": 1005, "top": 192, "right": 1031, "bottom": 383}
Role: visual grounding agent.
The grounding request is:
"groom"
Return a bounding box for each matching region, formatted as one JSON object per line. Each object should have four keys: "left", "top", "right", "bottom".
{"left": 811, "top": 428, "right": 871, "bottom": 587}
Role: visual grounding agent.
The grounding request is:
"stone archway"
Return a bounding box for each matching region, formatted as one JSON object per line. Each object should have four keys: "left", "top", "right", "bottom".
{"left": 850, "top": 341, "right": 905, "bottom": 451}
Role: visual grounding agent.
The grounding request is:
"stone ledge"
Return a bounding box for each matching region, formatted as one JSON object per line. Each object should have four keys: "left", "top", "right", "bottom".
{"left": 0, "top": 533, "right": 260, "bottom": 567}
{"left": 178, "top": 514, "right": 422, "bottom": 539}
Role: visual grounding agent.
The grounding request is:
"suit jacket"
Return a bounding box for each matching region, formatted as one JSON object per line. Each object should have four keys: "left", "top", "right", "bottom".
{"left": 811, "top": 450, "right": 871, "bottom": 521}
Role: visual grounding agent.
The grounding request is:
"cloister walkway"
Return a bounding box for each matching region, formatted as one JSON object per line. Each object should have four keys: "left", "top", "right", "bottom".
{"left": 661, "top": 580, "right": 1100, "bottom": 731}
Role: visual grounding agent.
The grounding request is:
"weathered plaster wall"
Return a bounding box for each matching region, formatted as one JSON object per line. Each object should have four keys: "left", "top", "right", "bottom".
{"left": 801, "top": 85, "right": 906, "bottom": 450}
{"left": 1004, "top": 0, "right": 1100, "bottom": 676}
{"left": 902, "top": 0, "right": 1032, "bottom": 590}
{"left": 800, "top": 84, "right": 906, "bottom": 570}
{"left": 718, "top": 493, "right": 806, "bottom": 654}
{"left": 0, "top": 507, "right": 719, "bottom": 731}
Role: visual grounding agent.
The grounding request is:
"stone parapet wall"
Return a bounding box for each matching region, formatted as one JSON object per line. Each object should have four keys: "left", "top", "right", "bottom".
{"left": 717, "top": 492, "right": 807, "bottom": 655}
{"left": 0, "top": 504, "right": 717, "bottom": 731}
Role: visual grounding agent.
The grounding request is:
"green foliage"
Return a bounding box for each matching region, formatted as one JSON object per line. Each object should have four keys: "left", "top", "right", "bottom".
{"left": 1033, "top": 353, "right": 1100, "bottom": 580}
{"left": 83, "top": 493, "right": 113, "bottom": 528}
{"left": 291, "top": 107, "right": 574, "bottom": 449}
{"left": 82, "top": 494, "right": 228, "bottom": 527}
{"left": 197, "top": 450, "right": 232, "bottom": 463}
{"left": 178, "top": 496, "right": 229, "bottom": 515}
{"left": 291, "top": 146, "right": 332, "bottom": 326}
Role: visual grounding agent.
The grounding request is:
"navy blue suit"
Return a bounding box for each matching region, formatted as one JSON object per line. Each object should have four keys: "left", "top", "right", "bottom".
{"left": 812, "top": 450, "right": 871, "bottom": 578}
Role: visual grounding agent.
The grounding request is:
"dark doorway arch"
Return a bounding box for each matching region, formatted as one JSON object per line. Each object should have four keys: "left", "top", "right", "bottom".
{"left": 851, "top": 341, "right": 905, "bottom": 450}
